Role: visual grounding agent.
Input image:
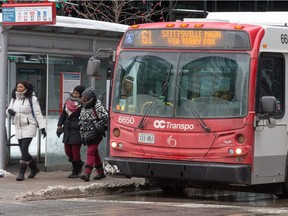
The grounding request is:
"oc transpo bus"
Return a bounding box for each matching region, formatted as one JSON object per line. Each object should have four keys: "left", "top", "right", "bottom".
{"left": 97, "top": 12, "right": 288, "bottom": 197}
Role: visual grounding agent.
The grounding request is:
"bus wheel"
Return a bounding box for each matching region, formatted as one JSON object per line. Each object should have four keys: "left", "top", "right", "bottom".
{"left": 276, "top": 158, "right": 288, "bottom": 198}
{"left": 146, "top": 178, "right": 186, "bottom": 194}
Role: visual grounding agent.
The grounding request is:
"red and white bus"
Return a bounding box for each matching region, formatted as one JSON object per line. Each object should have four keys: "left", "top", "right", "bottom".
{"left": 101, "top": 12, "right": 288, "bottom": 197}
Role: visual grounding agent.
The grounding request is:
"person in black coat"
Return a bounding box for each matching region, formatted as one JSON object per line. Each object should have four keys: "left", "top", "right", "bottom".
{"left": 57, "top": 85, "right": 85, "bottom": 178}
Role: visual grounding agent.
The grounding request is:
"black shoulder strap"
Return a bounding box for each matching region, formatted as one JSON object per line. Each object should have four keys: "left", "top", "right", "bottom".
{"left": 92, "top": 106, "right": 99, "bottom": 120}
{"left": 28, "top": 97, "right": 35, "bottom": 119}
{"left": 28, "top": 97, "right": 39, "bottom": 127}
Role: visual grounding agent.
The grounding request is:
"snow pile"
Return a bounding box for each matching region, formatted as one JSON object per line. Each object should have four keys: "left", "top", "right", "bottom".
{"left": 104, "top": 162, "right": 121, "bottom": 175}
{"left": 16, "top": 180, "right": 148, "bottom": 201}
{"left": 0, "top": 169, "right": 12, "bottom": 177}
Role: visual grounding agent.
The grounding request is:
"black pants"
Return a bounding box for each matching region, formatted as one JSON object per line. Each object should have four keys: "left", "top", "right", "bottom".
{"left": 18, "top": 138, "right": 33, "bottom": 161}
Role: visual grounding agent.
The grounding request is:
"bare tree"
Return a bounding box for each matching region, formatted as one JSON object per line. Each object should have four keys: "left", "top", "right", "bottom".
{"left": 59, "top": 0, "right": 178, "bottom": 25}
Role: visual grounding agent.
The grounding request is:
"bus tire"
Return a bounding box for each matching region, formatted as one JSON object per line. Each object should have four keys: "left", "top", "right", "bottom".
{"left": 146, "top": 178, "right": 186, "bottom": 193}
{"left": 275, "top": 156, "right": 288, "bottom": 198}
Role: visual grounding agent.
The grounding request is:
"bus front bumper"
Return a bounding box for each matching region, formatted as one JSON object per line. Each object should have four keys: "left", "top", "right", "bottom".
{"left": 105, "top": 157, "right": 251, "bottom": 185}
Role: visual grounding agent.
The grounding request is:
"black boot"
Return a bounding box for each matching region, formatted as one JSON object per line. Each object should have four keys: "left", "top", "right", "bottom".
{"left": 93, "top": 163, "right": 106, "bottom": 180}
{"left": 28, "top": 159, "right": 40, "bottom": 178}
{"left": 68, "top": 161, "right": 83, "bottom": 178}
{"left": 80, "top": 165, "right": 93, "bottom": 182}
{"left": 16, "top": 162, "right": 27, "bottom": 181}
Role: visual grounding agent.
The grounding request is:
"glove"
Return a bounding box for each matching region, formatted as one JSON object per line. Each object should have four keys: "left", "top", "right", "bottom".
{"left": 56, "top": 127, "right": 63, "bottom": 138}
{"left": 8, "top": 109, "right": 16, "bottom": 116}
{"left": 41, "top": 128, "right": 46, "bottom": 138}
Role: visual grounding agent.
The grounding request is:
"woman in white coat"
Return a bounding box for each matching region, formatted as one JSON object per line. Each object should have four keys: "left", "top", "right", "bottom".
{"left": 6, "top": 81, "right": 46, "bottom": 181}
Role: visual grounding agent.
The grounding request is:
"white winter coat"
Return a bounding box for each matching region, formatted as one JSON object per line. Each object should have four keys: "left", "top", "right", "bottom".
{"left": 6, "top": 96, "right": 46, "bottom": 139}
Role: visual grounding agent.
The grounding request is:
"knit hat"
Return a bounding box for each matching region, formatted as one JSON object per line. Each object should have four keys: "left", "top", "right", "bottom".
{"left": 73, "top": 85, "right": 85, "bottom": 96}
{"left": 82, "top": 87, "right": 96, "bottom": 100}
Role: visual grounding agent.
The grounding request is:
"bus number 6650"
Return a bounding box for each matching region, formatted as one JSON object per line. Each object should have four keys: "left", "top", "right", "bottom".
{"left": 281, "top": 34, "right": 288, "bottom": 44}
{"left": 118, "top": 116, "right": 135, "bottom": 124}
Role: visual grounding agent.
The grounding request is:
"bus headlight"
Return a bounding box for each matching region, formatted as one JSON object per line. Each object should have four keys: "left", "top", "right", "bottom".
{"left": 235, "top": 148, "right": 242, "bottom": 155}
{"left": 228, "top": 149, "right": 234, "bottom": 155}
{"left": 111, "top": 141, "right": 124, "bottom": 149}
{"left": 228, "top": 147, "right": 245, "bottom": 155}
{"left": 111, "top": 141, "right": 117, "bottom": 148}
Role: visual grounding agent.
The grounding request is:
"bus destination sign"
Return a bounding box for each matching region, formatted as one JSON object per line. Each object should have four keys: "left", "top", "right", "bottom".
{"left": 122, "top": 29, "right": 250, "bottom": 50}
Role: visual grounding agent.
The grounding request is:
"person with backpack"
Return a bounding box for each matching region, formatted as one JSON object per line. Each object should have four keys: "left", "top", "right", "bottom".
{"left": 56, "top": 85, "right": 85, "bottom": 178}
{"left": 6, "top": 80, "right": 46, "bottom": 181}
{"left": 78, "top": 87, "right": 108, "bottom": 182}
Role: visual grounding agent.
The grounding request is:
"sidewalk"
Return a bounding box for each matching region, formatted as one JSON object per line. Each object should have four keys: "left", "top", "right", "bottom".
{"left": 0, "top": 164, "right": 148, "bottom": 202}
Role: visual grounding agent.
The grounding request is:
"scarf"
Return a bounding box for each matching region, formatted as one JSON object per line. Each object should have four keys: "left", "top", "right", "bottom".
{"left": 65, "top": 96, "right": 82, "bottom": 116}
{"left": 15, "top": 90, "right": 27, "bottom": 99}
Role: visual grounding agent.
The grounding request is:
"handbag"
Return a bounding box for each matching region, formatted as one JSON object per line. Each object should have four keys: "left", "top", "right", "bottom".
{"left": 80, "top": 120, "right": 98, "bottom": 143}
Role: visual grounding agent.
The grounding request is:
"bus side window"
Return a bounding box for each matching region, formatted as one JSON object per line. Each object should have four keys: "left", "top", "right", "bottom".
{"left": 258, "top": 55, "right": 284, "bottom": 117}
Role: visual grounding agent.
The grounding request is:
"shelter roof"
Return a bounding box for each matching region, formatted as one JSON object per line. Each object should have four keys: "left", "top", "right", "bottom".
{"left": 0, "top": 14, "right": 129, "bottom": 39}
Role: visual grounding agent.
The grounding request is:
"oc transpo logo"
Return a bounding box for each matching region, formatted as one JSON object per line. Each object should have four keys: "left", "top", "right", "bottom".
{"left": 153, "top": 120, "right": 194, "bottom": 131}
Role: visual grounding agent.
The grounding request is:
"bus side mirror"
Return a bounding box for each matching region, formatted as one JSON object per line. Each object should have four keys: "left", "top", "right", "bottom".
{"left": 257, "top": 96, "right": 277, "bottom": 127}
{"left": 87, "top": 57, "right": 101, "bottom": 77}
{"left": 107, "top": 62, "right": 114, "bottom": 80}
{"left": 260, "top": 96, "right": 277, "bottom": 114}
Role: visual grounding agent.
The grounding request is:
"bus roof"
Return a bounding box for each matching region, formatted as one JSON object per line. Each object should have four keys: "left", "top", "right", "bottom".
{"left": 185, "top": 12, "right": 288, "bottom": 27}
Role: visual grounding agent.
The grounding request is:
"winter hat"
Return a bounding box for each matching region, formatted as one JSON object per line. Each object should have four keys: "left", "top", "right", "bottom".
{"left": 82, "top": 87, "right": 97, "bottom": 100}
{"left": 73, "top": 85, "right": 85, "bottom": 96}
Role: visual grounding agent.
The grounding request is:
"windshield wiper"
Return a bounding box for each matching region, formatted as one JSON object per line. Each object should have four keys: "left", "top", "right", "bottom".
{"left": 138, "top": 65, "right": 172, "bottom": 129}
{"left": 177, "top": 86, "right": 211, "bottom": 133}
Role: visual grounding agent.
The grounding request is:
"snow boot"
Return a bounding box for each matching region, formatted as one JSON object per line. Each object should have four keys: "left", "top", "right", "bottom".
{"left": 69, "top": 160, "right": 83, "bottom": 178}
{"left": 28, "top": 159, "right": 40, "bottom": 178}
{"left": 93, "top": 163, "right": 106, "bottom": 180}
{"left": 16, "top": 161, "right": 28, "bottom": 181}
{"left": 80, "top": 165, "right": 93, "bottom": 182}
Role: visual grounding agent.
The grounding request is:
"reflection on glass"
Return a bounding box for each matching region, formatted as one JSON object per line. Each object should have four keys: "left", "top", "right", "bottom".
{"left": 113, "top": 52, "right": 249, "bottom": 118}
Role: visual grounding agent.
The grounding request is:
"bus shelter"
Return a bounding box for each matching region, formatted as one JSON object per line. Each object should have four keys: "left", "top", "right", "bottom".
{"left": 0, "top": 14, "right": 128, "bottom": 170}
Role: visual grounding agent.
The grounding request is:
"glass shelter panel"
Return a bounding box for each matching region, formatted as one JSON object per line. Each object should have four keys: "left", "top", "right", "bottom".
{"left": 6, "top": 54, "right": 48, "bottom": 163}
{"left": 46, "top": 56, "right": 87, "bottom": 169}
{"left": 46, "top": 55, "right": 108, "bottom": 170}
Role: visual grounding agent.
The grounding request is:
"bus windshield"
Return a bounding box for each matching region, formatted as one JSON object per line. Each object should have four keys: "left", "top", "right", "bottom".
{"left": 112, "top": 51, "right": 249, "bottom": 118}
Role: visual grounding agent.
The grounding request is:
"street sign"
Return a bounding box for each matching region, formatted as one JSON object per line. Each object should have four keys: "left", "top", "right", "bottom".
{"left": 2, "top": 2, "right": 56, "bottom": 25}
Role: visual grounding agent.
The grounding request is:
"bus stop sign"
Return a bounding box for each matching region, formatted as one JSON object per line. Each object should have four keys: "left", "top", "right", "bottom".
{"left": 2, "top": 2, "right": 56, "bottom": 26}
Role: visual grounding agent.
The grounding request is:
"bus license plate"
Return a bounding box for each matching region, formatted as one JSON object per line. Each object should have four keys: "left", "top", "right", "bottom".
{"left": 138, "top": 133, "right": 155, "bottom": 144}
